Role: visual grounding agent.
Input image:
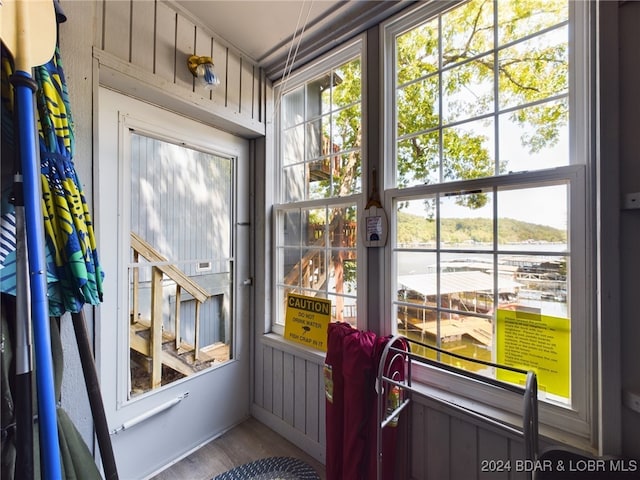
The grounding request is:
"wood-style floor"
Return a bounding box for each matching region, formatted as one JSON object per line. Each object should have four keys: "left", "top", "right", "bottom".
{"left": 150, "top": 416, "right": 326, "bottom": 480}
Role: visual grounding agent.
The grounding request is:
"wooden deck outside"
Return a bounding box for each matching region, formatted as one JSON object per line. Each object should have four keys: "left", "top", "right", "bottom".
{"left": 129, "top": 232, "right": 230, "bottom": 393}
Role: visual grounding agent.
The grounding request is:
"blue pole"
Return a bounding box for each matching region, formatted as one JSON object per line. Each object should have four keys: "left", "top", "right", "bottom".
{"left": 12, "top": 70, "right": 62, "bottom": 480}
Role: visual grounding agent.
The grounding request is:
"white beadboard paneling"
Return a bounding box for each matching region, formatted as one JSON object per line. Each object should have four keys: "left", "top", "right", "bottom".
{"left": 283, "top": 352, "right": 295, "bottom": 426}
{"left": 130, "top": 0, "right": 155, "bottom": 71}
{"left": 318, "top": 369, "right": 326, "bottom": 448}
{"left": 226, "top": 51, "right": 241, "bottom": 112}
{"left": 98, "top": 1, "right": 265, "bottom": 134}
{"left": 294, "top": 356, "right": 307, "bottom": 431}
{"left": 305, "top": 362, "right": 320, "bottom": 441}
{"left": 410, "top": 401, "right": 426, "bottom": 478}
{"left": 175, "top": 13, "right": 195, "bottom": 90}
{"left": 154, "top": 1, "right": 176, "bottom": 80}
{"left": 263, "top": 346, "right": 274, "bottom": 412}
{"left": 240, "top": 58, "right": 254, "bottom": 117}
{"left": 102, "top": 0, "right": 130, "bottom": 60}
{"left": 426, "top": 407, "right": 451, "bottom": 479}
{"left": 194, "top": 28, "right": 213, "bottom": 100}
{"left": 272, "top": 349, "right": 284, "bottom": 419}
{"left": 510, "top": 439, "right": 529, "bottom": 480}
{"left": 478, "top": 429, "right": 510, "bottom": 480}
{"left": 211, "top": 42, "right": 228, "bottom": 107}
{"left": 451, "top": 417, "right": 478, "bottom": 479}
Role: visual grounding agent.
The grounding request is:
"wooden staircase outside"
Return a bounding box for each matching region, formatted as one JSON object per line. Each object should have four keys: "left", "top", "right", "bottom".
{"left": 129, "top": 232, "right": 222, "bottom": 390}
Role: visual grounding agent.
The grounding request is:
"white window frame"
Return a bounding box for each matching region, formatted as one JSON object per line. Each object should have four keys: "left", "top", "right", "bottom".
{"left": 272, "top": 36, "right": 367, "bottom": 335}
{"left": 381, "top": 1, "right": 596, "bottom": 447}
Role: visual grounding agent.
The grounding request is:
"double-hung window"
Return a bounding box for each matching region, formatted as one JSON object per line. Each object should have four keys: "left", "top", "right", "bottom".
{"left": 383, "top": 0, "right": 593, "bottom": 441}
{"left": 273, "top": 38, "right": 364, "bottom": 333}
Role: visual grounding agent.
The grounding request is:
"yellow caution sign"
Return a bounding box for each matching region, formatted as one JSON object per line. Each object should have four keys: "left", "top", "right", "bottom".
{"left": 496, "top": 308, "right": 570, "bottom": 399}
{"left": 284, "top": 293, "right": 331, "bottom": 352}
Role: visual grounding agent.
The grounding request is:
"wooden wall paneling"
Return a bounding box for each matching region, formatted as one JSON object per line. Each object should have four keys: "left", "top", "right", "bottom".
{"left": 293, "top": 357, "right": 306, "bottom": 431}
{"left": 305, "top": 362, "right": 320, "bottom": 442}
{"left": 318, "top": 369, "right": 326, "bottom": 447}
{"left": 262, "top": 345, "right": 274, "bottom": 412}
{"left": 254, "top": 343, "right": 264, "bottom": 408}
{"left": 478, "top": 429, "right": 509, "bottom": 480}
{"left": 175, "top": 14, "right": 196, "bottom": 91}
{"left": 154, "top": 2, "right": 176, "bottom": 81}
{"left": 194, "top": 28, "right": 214, "bottom": 100}
{"left": 240, "top": 58, "right": 255, "bottom": 119}
{"left": 102, "top": 0, "right": 130, "bottom": 61}
{"left": 425, "top": 408, "right": 450, "bottom": 480}
{"left": 226, "top": 51, "right": 241, "bottom": 114}
{"left": 450, "top": 417, "right": 478, "bottom": 479}
{"left": 130, "top": 0, "right": 155, "bottom": 71}
{"left": 509, "top": 439, "right": 528, "bottom": 480}
{"left": 410, "top": 403, "right": 426, "bottom": 479}
{"left": 283, "top": 352, "right": 295, "bottom": 425}
{"left": 210, "top": 40, "right": 227, "bottom": 107}
{"left": 272, "top": 348, "right": 284, "bottom": 419}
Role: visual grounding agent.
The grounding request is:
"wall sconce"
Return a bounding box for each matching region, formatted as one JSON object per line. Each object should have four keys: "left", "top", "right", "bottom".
{"left": 187, "top": 55, "right": 220, "bottom": 89}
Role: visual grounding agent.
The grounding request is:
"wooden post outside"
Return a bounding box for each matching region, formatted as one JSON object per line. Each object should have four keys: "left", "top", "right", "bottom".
{"left": 132, "top": 251, "right": 139, "bottom": 324}
{"left": 151, "top": 266, "right": 164, "bottom": 389}
{"left": 194, "top": 301, "right": 201, "bottom": 361}
{"left": 175, "top": 285, "right": 181, "bottom": 350}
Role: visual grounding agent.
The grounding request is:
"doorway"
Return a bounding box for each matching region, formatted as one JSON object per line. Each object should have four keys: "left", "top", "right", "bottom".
{"left": 97, "top": 88, "right": 251, "bottom": 479}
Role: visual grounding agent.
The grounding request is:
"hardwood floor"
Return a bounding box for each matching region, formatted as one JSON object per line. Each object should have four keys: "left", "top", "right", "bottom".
{"left": 150, "top": 417, "right": 326, "bottom": 480}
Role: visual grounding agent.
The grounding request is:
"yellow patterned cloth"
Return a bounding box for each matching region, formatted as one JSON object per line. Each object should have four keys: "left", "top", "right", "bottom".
{"left": 0, "top": 44, "right": 104, "bottom": 315}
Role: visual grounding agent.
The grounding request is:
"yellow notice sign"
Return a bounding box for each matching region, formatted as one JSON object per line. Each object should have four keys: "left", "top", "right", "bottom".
{"left": 496, "top": 308, "right": 570, "bottom": 399}
{"left": 284, "top": 293, "right": 331, "bottom": 352}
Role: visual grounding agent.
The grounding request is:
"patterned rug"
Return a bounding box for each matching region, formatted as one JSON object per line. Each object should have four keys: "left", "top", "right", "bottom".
{"left": 212, "top": 456, "right": 321, "bottom": 480}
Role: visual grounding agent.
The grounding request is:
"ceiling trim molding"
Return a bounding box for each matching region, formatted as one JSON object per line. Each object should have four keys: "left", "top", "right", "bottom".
{"left": 263, "top": 1, "right": 415, "bottom": 81}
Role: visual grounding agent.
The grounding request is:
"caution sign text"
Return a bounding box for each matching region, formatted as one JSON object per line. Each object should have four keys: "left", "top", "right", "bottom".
{"left": 284, "top": 293, "right": 331, "bottom": 352}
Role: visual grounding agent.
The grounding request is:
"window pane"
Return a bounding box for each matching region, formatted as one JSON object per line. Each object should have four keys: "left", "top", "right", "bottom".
{"left": 329, "top": 205, "right": 357, "bottom": 249}
{"left": 440, "top": 190, "right": 494, "bottom": 250}
{"left": 499, "top": 254, "right": 568, "bottom": 318}
{"left": 397, "top": 132, "right": 440, "bottom": 188}
{"left": 335, "top": 152, "right": 362, "bottom": 196}
{"left": 129, "top": 134, "right": 233, "bottom": 395}
{"left": 397, "top": 76, "right": 440, "bottom": 137}
{"left": 304, "top": 208, "right": 327, "bottom": 247}
{"left": 329, "top": 293, "right": 357, "bottom": 327}
{"left": 282, "top": 164, "right": 305, "bottom": 202}
{"left": 442, "top": 118, "right": 496, "bottom": 182}
{"left": 333, "top": 104, "right": 361, "bottom": 152}
{"left": 283, "top": 125, "right": 304, "bottom": 166}
{"left": 307, "top": 75, "right": 331, "bottom": 118}
{"left": 498, "top": 99, "right": 569, "bottom": 172}
{"left": 397, "top": 201, "right": 437, "bottom": 248}
{"left": 306, "top": 116, "right": 329, "bottom": 161}
{"left": 280, "top": 210, "right": 301, "bottom": 246}
{"left": 442, "top": 55, "right": 494, "bottom": 124}
{"left": 282, "top": 86, "right": 304, "bottom": 128}
{"left": 277, "top": 45, "right": 363, "bottom": 329}
{"left": 497, "top": 184, "right": 568, "bottom": 250}
{"left": 397, "top": 19, "right": 439, "bottom": 85}
{"left": 498, "top": 26, "right": 569, "bottom": 110}
{"left": 498, "top": 0, "right": 568, "bottom": 45}
{"left": 308, "top": 160, "right": 332, "bottom": 199}
{"left": 442, "top": 0, "right": 494, "bottom": 66}
{"left": 333, "top": 58, "right": 361, "bottom": 108}
{"left": 278, "top": 246, "right": 300, "bottom": 287}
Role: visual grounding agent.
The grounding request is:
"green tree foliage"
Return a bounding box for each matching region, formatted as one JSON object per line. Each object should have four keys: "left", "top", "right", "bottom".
{"left": 394, "top": 0, "right": 568, "bottom": 205}
{"left": 396, "top": 211, "right": 566, "bottom": 246}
